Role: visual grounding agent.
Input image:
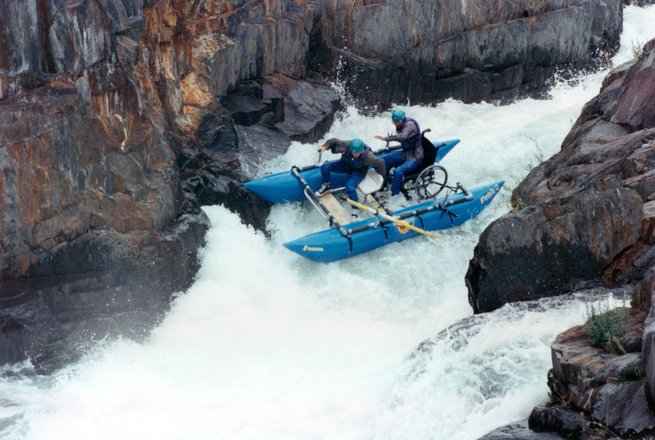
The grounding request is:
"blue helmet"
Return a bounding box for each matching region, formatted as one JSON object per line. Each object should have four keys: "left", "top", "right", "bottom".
{"left": 350, "top": 138, "right": 364, "bottom": 153}
{"left": 391, "top": 109, "right": 406, "bottom": 122}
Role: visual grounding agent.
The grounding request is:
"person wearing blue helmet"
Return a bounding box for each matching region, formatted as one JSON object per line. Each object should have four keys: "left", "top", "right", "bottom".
{"left": 315, "top": 138, "right": 386, "bottom": 219}
{"left": 375, "top": 109, "right": 424, "bottom": 197}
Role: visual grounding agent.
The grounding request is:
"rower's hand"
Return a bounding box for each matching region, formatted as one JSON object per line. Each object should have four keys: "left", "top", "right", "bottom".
{"left": 317, "top": 146, "right": 327, "bottom": 153}
{"left": 374, "top": 135, "right": 385, "bottom": 141}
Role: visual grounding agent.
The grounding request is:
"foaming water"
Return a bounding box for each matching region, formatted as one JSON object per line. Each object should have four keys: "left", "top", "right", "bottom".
{"left": 2, "top": 7, "right": 655, "bottom": 440}
{"left": 616, "top": 4, "right": 655, "bottom": 66}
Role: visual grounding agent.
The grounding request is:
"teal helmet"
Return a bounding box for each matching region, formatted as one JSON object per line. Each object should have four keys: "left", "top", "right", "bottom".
{"left": 391, "top": 109, "right": 406, "bottom": 122}
{"left": 350, "top": 138, "right": 364, "bottom": 153}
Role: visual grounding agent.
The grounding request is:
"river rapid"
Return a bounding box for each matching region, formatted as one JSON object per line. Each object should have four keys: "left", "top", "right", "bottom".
{"left": 1, "top": 5, "right": 655, "bottom": 440}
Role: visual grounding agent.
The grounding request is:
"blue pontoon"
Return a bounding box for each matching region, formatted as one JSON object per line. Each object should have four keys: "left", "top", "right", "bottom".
{"left": 243, "top": 137, "right": 504, "bottom": 262}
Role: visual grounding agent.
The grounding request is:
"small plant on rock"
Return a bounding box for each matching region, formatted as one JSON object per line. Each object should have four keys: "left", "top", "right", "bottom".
{"left": 522, "top": 135, "right": 545, "bottom": 174}
{"left": 584, "top": 299, "right": 629, "bottom": 349}
{"left": 632, "top": 39, "right": 644, "bottom": 60}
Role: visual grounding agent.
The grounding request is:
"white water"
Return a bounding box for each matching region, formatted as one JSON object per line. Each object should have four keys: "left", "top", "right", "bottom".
{"left": 1, "top": 6, "right": 654, "bottom": 440}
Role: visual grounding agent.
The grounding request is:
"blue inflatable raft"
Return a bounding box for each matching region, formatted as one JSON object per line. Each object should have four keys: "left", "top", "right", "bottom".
{"left": 243, "top": 138, "right": 504, "bottom": 262}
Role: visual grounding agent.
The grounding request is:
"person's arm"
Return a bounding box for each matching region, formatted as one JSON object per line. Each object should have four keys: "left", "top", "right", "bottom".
{"left": 317, "top": 138, "right": 350, "bottom": 154}
{"left": 383, "top": 122, "right": 417, "bottom": 143}
{"left": 365, "top": 154, "right": 386, "bottom": 178}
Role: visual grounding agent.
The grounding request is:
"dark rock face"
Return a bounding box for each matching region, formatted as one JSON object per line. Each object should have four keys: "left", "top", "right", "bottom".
{"left": 468, "top": 39, "right": 655, "bottom": 314}
{"left": 479, "top": 420, "right": 563, "bottom": 439}
{"left": 626, "top": 0, "right": 655, "bottom": 6}
{"left": 540, "top": 317, "right": 655, "bottom": 438}
{"left": 641, "top": 267, "right": 655, "bottom": 408}
{"left": 467, "top": 176, "right": 642, "bottom": 313}
{"left": 469, "top": 38, "right": 655, "bottom": 439}
{"left": 318, "top": 0, "right": 622, "bottom": 107}
{"left": 0, "top": 0, "right": 328, "bottom": 369}
{"left": 0, "top": 213, "right": 208, "bottom": 373}
{"left": 529, "top": 405, "right": 594, "bottom": 439}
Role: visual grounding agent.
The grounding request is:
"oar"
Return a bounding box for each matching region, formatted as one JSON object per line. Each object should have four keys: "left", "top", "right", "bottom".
{"left": 345, "top": 198, "right": 443, "bottom": 239}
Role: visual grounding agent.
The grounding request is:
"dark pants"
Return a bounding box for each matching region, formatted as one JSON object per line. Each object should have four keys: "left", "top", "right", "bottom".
{"left": 384, "top": 152, "right": 422, "bottom": 195}
{"left": 320, "top": 160, "right": 366, "bottom": 202}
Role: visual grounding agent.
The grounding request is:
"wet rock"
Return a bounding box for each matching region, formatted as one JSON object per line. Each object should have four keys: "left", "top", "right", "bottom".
{"left": 236, "top": 123, "right": 292, "bottom": 175}
{"left": 183, "top": 74, "right": 341, "bottom": 233}
{"left": 197, "top": 113, "right": 240, "bottom": 160}
{"left": 478, "top": 421, "right": 562, "bottom": 439}
{"left": 467, "top": 176, "right": 642, "bottom": 313}
{"left": 171, "top": 123, "right": 272, "bottom": 234}
{"left": 0, "top": 212, "right": 208, "bottom": 371}
{"left": 263, "top": 74, "right": 341, "bottom": 143}
{"left": 641, "top": 265, "right": 655, "bottom": 404}
{"left": 541, "top": 300, "right": 655, "bottom": 437}
{"left": 221, "top": 81, "right": 269, "bottom": 127}
{"left": 322, "top": 0, "right": 622, "bottom": 107}
{"left": 227, "top": 74, "right": 341, "bottom": 174}
{"left": 469, "top": 38, "right": 655, "bottom": 314}
{"left": 611, "top": 40, "right": 655, "bottom": 130}
{"left": 542, "top": 320, "right": 655, "bottom": 437}
{"left": 592, "top": 382, "right": 655, "bottom": 435}
{"left": 528, "top": 405, "right": 593, "bottom": 439}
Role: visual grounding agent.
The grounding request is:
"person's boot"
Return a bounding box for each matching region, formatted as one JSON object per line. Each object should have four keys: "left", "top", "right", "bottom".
{"left": 315, "top": 182, "right": 331, "bottom": 197}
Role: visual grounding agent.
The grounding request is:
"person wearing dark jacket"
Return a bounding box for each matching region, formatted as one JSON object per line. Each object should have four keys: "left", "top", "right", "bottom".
{"left": 374, "top": 109, "right": 424, "bottom": 196}
{"left": 314, "top": 138, "right": 385, "bottom": 218}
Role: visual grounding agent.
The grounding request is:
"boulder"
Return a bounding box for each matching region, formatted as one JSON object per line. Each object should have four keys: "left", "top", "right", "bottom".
{"left": 592, "top": 382, "right": 655, "bottom": 435}
{"left": 543, "top": 315, "right": 655, "bottom": 438}
{"left": 263, "top": 74, "right": 341, "bottom": 143}
{"left": 479, "top": 420, "right": 563, "bottom": 439}
{"left": 528, "top": 405, "right": 593, "bottom": 439}
{"left": 467, "top": 176, "right": 642, "bottom": 313}
{"left": 469, "top": 38, "right": 655, "bottom": 313}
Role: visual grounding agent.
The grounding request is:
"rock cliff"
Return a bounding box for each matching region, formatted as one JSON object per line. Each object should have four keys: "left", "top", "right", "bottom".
{"left": 0, "top": 0, "right": 625, "bottom": 371}
{"left": 323, "top": 0, "right": 622, "bottom": 107}
{"left": 0, "top": 0, "right": 332, "bottom": 371}
{"left": 471, "top": 39, "right": 655, "bottom": 438}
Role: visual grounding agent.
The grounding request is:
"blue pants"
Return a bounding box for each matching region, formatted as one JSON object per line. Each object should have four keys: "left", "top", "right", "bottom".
{"left": 320, "top": 160, "right": 366, "bottom": 202}
{"left": 384, "top": 152, "right": 422, "bottom": 195}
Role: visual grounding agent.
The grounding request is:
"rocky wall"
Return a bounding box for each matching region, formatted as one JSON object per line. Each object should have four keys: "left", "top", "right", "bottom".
{"left": 318, "top": 0, "right": 622, "bottom": 107}
{"left": 468, "top": 39, "right": 655, "bottom": 313}
{"left": 0, "top": 0, "right": 324, "bottom": 369}
{"left": 471, "top": 39, "right": 655, "bottom": 438}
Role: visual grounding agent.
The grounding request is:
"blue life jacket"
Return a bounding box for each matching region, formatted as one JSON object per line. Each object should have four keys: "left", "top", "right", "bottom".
{"left": 341, "top": 147, "right": 371, "bottom": 173}
{"left": 398, "top": 118, "right": 421, "bottom": 152}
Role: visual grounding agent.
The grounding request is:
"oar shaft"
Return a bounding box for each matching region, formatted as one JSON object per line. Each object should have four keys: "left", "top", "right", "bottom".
{"left": 346, "top": 199, "right": 442, "bottom": 239}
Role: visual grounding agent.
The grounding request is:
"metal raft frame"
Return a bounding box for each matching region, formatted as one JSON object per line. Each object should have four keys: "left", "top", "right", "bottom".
{"left": 290, "top": 166, "right": 474, "bottom": 252}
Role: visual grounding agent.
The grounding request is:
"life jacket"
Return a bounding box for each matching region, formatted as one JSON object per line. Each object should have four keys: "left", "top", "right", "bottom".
{"left": 341, "top": 147, "right": 371, "bottom": 172}
{"left": 398, "top": 118, "right": 421, "bottom": 152}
